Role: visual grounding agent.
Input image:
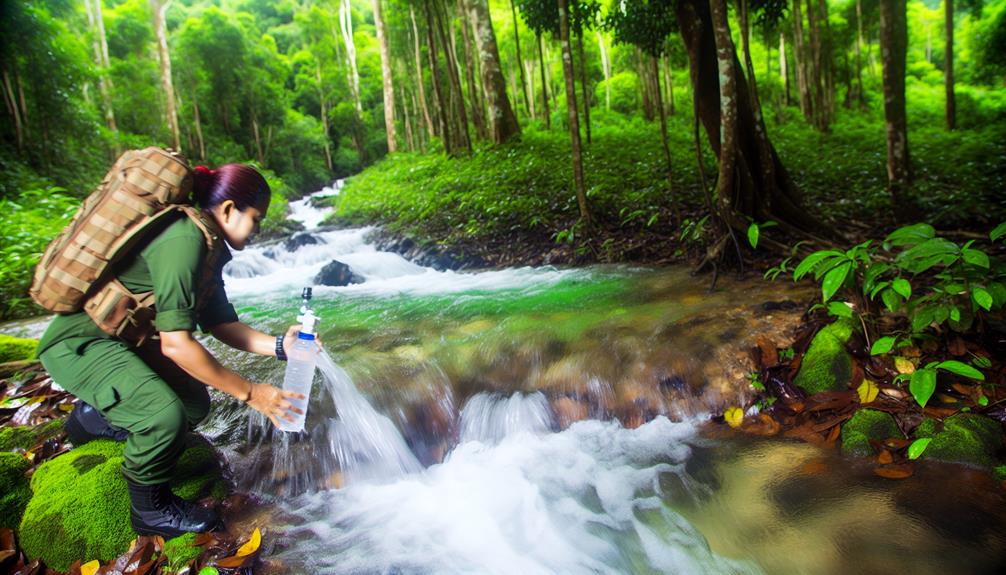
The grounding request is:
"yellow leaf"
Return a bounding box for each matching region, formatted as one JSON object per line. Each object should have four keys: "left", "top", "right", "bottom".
{"left": 81, "top": 560, "right": 101, "bottom": 575}
{"left": 894, "top": 357, "right": 915, "bottom": 374}
{"left": 58, "top": 403, "right": 75, "bottom": 412}
{"left": 724, "top": 407, "right": 744, "bottom": 428}
{"left": 857, "top": 380, "right": 880, "bottom": 404}
{"left": 236, "top": 527, "right": 261, "bottom": 557}
{"left": 24, "top": 451, "right": 34, "bottom": 462}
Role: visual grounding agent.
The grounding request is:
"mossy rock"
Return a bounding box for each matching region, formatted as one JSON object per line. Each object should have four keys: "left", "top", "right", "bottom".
{"left": 921, "top": 414, "right": 1002, "bottom": 469}
{"left": 19, "top": 436, "right": 229, "bottom": 571}
{"left": 792, "top": 319, "right": 856, "bottom": 395}
{"left": 0, "top": 420, "right": 65, "bottom": 452}
{"left": 0, "top": 334, "right": 39, "bottom": 363}
{"left": 841, "top": 408, "right": 901, "bottom": 457}
{"left": 0, "top": 452, "right": 32, "bottom": 529}
{"left": 162, "top": 533, "right": 203, "bottom": 572}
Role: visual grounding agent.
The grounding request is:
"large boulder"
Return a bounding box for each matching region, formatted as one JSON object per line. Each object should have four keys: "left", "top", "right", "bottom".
{"left": 284, "top": 232, "right": 321, "bottom": 251}
{"left": 315, "top": 260, "right": 364, "bottom": 287}
{"left": 915, "top": 414, "right": 1002, "bottom": 469}
{"left": 0, "top": 452, "right": 31, "bottom": 529}
{"left": 841, "top": 409, "right": 900, "bottom": 457}
{"left": 793, "top": 319, "right": 856, "bottom": 395}
{"left": 19, "top": 436, "right": 229, "bottom": 571}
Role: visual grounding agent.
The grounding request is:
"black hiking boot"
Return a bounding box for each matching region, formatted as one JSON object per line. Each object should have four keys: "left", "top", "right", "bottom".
{"left": 63, "top": 401, "right": 129, "bottom": 445}
{"left": 126, "top": 478, "right": 223, "bottom": 538}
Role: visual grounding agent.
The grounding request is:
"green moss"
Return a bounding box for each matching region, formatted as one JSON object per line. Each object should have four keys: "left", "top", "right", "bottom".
{"left": 0, "top": 334, "right": 39, "bottom": 363}
{"left": 0, "top": 452, "right": 31, "bottom": 529}
{"left": 163, "top": 533, "right": 203, "bottom": 573}
{"left": 20, "top": 436, "right": 229, "bottom": 571}
{"left": 841, "top": 409, "right": 901, "bottom": 457}
{"left": 0, "top": 421, "right": 65, "bottom": 452}
{"left": 793, "top": 319, "right": 856, "bottom": 395}
{"left": 923, "top": 414, "right": 1002, "bottom": 469}
{"left": 915, "top": 418, "right": 939, "bottom": 438}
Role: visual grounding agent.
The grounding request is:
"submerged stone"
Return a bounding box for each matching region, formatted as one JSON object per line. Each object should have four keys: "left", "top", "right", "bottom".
{"left": 793, "top": 319, "right": 856, "bottom": 395}
{"left": 0, "top": 452, "right": 31, "bottom": 529}
{"left": 918, "top": 414, "right": 1002, "bottom": 469}
{"left": 19, "top": 436, "right": 229, "bottom": 570}
{"left": 841, "top": 408, "right": 900, "bottom": 457}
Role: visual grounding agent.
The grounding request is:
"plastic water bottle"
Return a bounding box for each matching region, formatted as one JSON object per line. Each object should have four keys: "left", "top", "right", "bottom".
{"left": 277, "top": 307, "right": 319, "bottom": 433}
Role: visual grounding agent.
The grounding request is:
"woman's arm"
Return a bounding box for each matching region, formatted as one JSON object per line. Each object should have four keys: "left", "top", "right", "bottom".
{"left": 209, "top": 321, "right": 283, "bottom": 356}
{"left": 160, "top": 330, "right": 302, "bottom": 426}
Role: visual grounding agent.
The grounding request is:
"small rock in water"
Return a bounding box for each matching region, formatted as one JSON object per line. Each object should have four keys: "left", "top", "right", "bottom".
{"left": 315, "top": 260, "right": 364, "bottom": 286}
{"left": 756, "top": 300, "right": 799, "bottom": 315}
{"left": 285, "top": 232, "right": 322, "bottom": 251}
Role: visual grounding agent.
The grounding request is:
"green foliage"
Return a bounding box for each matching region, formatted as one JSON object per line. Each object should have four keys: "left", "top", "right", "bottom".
{"left": 21, "top": 437, "right": 228, "bottom": 571}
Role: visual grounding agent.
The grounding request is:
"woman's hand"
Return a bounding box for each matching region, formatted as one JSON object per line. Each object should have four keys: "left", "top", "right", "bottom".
{"left": 246, "top": 382, "right": 306, "bottom": 428}
{"left": 282, "top": 324, "right": 324, "bottom": 354}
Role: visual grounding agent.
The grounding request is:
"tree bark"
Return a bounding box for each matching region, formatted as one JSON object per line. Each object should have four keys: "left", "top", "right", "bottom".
{"left": 651, "top": 54, "right": 680, "bottom": 224}
{"left": 854, "top": 0, "right": 865, "bottom": 108}
{"left": 402, "top": 86, "right": 416, "bottom": 151}
{"left": 677, "top": 0, "right": 829, "bottom": 236}
{"left": 434, "top": 0, "right": 471, "bottom": 153}
{"left": 945, "top": 0, "right": 956, "bottom": 130}
{"left": 662, "top": 51, "right": 675, "bottom": 115}
{"left": 86, "top": 0, "right": 117, "bottom": 135}
{"left": 738, "top": 0, "right": 763, "bottom": 122}
{"left": 459, "top": 0, "right": 487, "bottom": 140}
{"left": 791, "top": 0, "right": 812, "bottom": 120}
{"left": 466, "top": 0, "right": 520, "bottom": 144}
{"left": 192, "top": 88, "right": 205, "bottom": 160}
{"left": 709, "top": 0, "right": 739, "bottom": 222}
{"left": 637, "top": 48, "right": 654, "bottom": 122}
{"left": 423, "top": 0, "right": 452, "bottom": 153}
{"left": 316, "top": 62, "right": 333, "bottom": 171}
{"left": 557, "top": 0, "right": 590, "bottom": 224}
{"left": 805, "top": 0, "right": 827, "bottom": 131}
{"left": 151, "top": 0, "right": 180, "bottom": 150}
{"left": 537, "top": 32, "right": 551, "bottom": 128}
{"left": 879, "top": 0, "right": 912, "bottom": 207}
{"left": 525, "top": 59, "right": 536, "bottom": 118}
{"left": 576, "top": 32, "right": 591, "bottom": 144}
{"left": 340, "top": 0, "right": 363, "bottom": 119}
{"left": 510, "top": 0, "right": 531, "bottom": 117}
{"left": 2, "top": 68, "right": 24, "bottom": 151}
{"left": 819, "top": 0, "right": 835, "bottom": 119}
{"left": 411, "top": 6, "right": 436, "bottom": 140}
{"left": 597, "top": 30, "right": 610, "bottom": 112}
{"left": 373, "top": 0, "right": 398, "bottom": 153}
{"left": 780, "top": 31, "right": 791, "bottom": 106}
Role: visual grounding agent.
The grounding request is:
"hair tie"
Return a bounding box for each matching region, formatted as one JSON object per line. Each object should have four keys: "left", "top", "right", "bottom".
{"left": 195, "top": 165, "right": 215, "bottom": 176}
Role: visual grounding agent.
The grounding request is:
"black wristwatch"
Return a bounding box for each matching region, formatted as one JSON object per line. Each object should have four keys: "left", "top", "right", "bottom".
{"left": 275, "top": 334, "right": 287, "bottom": 361}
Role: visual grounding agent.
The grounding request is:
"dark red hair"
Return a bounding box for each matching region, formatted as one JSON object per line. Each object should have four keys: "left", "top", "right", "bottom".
{"left": 192, "top": 164, "right": 271, "bottom": 212}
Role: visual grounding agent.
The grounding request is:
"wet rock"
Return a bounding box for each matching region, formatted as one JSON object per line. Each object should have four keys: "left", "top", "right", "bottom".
{"left": 19, "top": 436, "right": 228, "bottom": 571}
{"left": 315, "top": 260, "right": 364, "bottom": 286}
{"left": 916, "top": 414, "right": 1002, "bottom": 469}
{"left": 366, "top": 229, "right": 484, "bottom": 270}
{"left": 841, "top": 409, "right": 900, "bottom": 457}
{"left": 793, "top": 319, "right": 856, "bottom": 395}
{"left": 756, "top": 300, "right": 799, "bottom": 315}
{"left": 284, "top": 232, "right": 321, "bottom": 251}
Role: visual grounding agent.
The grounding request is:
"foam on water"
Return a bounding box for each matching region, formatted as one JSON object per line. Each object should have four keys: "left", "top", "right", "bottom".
{"left": 274, "top": 411, "right": 758, "bottom": 575}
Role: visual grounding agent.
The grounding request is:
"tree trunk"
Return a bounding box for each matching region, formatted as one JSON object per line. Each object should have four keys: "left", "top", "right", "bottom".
{"left": 676, "top": 0, "right": 829, "bottom": 236}
{"left": 738, "top": 0, "right": 763, "bottom": 121}
{"left": 651, "top": 55, "right": 680, "bottom": 224}
{"left": 402, "top": 86, "right": 416, "bottom": 151}
{"left": 373, "top": 0, "right": 398, "bottom": 153}
{"left": 854, "top": 0, "right": 865, "bottom": 108}
{"left": 340, "top": 0, "right": 364, "bottom": 119}
{"left": 662, "top": 51, "right": 675, "bottom": 115}
{"left": 557, "top": 0, "right": 590, "bottom": 224}
{"left": 598, "top": 30, "right": 611, "bottom": 112}
{"left": 192, "top": 89, "right": 205, "bottom": 160}
{"left": 423, "top": 0, "right": 452, "bottom": 153}
{"left": 151, "top": 0, "right": 180, "bottom": 150}
{"left": 510, "top": 0, "right": 531, "bottom": 117}
{"left": 466, "top": 0, "right": 520, "bottom": 144}
{"left": 2, "top": 68, "right": 24, "bottom": 151}
{"left": 434, "top": 0, "right": 471, "bottom": 153}
{"left": 780, "top": 31, "right": 791, "bottom": 106}
{"left": 637, "top": 48, "right": 654, "bottom": 122}
{"left": 709, "top": 0, "right": 740, "bottom": 222}
{"left": 805, "top": 0, "right": 827, "bottom": 131}
{"left": 819, "top": 0, "right": 835, "bottom": 119}
{"left": 316, "top": 63, "right": 333, "bottom": 172}
{"left": 576, "top": 32, "right": 591, "bottom": 144}
{"left": 879, "top": 0, "right": 912, "bottom": 208}
{"left": 945, "top": 0, "right": 955, "bottom": 130}
{"left": 792, "top": 0, "right": 812, "bottom": 120}
{"left": 537, "top": 33, "right": 551, "bottom": 129}
{"left": 411, "top": 6, "right": 436, "bottom": 140}
{"left": 86, "top": 0, "right": 117, "bottom": 135}
{"left": 251, "top": 111, "right": 264, "bottom": 163}
{"left": 459, "top": 0, "right": 487, "bottom": 140}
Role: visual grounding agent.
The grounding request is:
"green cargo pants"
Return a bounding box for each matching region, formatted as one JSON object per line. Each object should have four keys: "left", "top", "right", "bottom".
{"left": 39, "top": 336, "right": 210, "bottom": 485}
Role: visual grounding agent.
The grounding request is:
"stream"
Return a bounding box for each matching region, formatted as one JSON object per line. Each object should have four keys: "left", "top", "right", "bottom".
{"left": 6, "top": 184, "right": 1006, "bottom": 573}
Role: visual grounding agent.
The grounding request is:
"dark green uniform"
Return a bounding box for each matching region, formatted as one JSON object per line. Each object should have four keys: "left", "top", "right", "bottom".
{"left": 38, "top": 215, "right": 238, "bottom": 485}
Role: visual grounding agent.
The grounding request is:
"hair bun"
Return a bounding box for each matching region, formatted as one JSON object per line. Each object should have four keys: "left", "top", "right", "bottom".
{"left": 192, "top": 165, "right": 217, "bottom": 206}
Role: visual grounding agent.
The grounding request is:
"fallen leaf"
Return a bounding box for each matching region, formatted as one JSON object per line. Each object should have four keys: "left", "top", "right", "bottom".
{"left": 895, "top": 357, "right": 916, "bottom": 374}
{"left": 874, "top": 463, "right": 914, "bottom": 479}
{"left": 857, "top": 380, "right": 880, "bottom": 404}
{"left": 907, "top": 438, "right": 932, "bottom": 460}
{"left": 724, "top": 407, "right": 744, "bottom": 428}
{"left": 81, "top": 560, "right": 100, "bottom": 575}
{"left": 236, "top": 528, "right": 261, "bottom": 557}
{"left": 878, "top": 450, "right": 894, "bottom": 464}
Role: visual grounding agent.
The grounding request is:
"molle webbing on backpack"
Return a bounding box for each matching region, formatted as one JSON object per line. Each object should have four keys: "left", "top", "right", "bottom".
{"left": 29, "top": 147, "right": 225, "bottom": 346}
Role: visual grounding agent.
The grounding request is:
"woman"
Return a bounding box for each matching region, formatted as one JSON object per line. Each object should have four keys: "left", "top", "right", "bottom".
{"left": 37, "top": 163, "right": 304, "bottom": 538}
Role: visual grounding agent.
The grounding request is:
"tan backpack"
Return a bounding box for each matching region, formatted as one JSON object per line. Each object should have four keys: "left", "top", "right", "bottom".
{"left": 30, "top": 147, "right": 225, "bottom": 346}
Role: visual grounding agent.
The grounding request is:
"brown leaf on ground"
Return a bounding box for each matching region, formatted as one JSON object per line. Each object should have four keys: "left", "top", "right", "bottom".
{"left": 824, "top": 424, "right": 842, "bottom": 447}
{"left": 948, "top": 337, "right": 967, "bottom": 357}
{"left": 741, "top": 413, "right": 780, "bottom": 436}
{"left": 810, "top": 413, "right": 852, "bottom": 433}
{"left": 877, "top": 450, "right": 894, "bottom": 465}
{"left": 756, "top": 337, "right": 778, "bottom": 367}
{"left": 874, "top": 463, "right": 914, "bottom": 479}
{"left": 882, "top": 438, "right": 913, "bottom": 450}
{"left": 805, "top": 391, "right": 857, "bottom": 413}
